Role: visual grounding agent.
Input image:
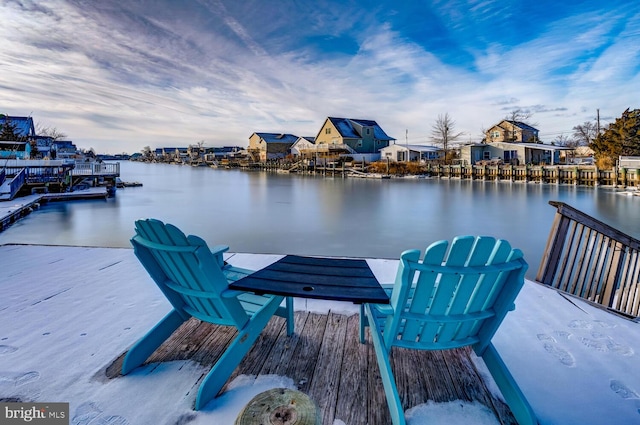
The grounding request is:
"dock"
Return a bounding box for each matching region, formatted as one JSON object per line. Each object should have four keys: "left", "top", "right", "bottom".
{"left": 0, "top": 188, "right": 109, "bottom": 232}
{"left": 2, "top": 244, "right": 639, "bottom": 424}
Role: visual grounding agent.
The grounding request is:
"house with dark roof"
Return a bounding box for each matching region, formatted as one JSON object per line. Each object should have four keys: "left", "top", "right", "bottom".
{"left": 314, "top": 117, "right": 395, "bottom": 155}
{"left": 154, "top": 147, "right": 190, "bottom": 162}
{"left": 486, "top": 120, "right": 539, "bottom": 143}
{"left": 459, "top": 119, "right": 571, "bottom": 165}
{"left": 0, "top": 115, "right": 36, "bottom": 139}
{"left": 52, "top": 140, "right": 78, "bottom": 160}
{"left": 248, "top": 133, "right": 299, "bottom": 162}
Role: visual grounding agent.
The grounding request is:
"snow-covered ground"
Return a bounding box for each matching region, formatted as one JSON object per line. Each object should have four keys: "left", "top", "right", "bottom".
{"left": 0, "top": 245, "right": 638, "bottom": 424}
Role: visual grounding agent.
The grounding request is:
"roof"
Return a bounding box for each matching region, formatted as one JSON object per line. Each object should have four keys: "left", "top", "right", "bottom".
{"left": 0, "top": 141, "right": 29, "bottom": 151}
{"left": 0, "top": 115, "right": 36, "bottom": 137}
{"left": 327, "top": 117, "right": 394, "bottom": 141}
{"left": 500, "top": 141, "right": 573, "bottom": 151}
{"left": 52, "top": 140, "right": 76, "bottom": 147}
{"left": 255, "top": 133, "right": 299, "bottom": 144}
{"left": 385, "top": 144, "right": 440, "bottom": 152}
{"left": 500, "top": 120, "right": 539, "bottom": 133}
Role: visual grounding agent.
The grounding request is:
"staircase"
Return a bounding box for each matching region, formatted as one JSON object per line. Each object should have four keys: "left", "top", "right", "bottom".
{"left": 0, "top": 168, "right": 26, "bottom": 201}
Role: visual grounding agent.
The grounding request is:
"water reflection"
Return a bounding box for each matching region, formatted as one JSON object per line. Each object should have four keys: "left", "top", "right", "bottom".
{"left": 1, "top": 161, "right": 638, "bottom": 279}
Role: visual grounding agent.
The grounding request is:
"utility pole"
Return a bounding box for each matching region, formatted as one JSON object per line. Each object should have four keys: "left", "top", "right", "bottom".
{"left": 405, "top": 129, "right": 409, "bottom": 162}
{"left": 596, "top": 109, "right": 601, "bottom": 135}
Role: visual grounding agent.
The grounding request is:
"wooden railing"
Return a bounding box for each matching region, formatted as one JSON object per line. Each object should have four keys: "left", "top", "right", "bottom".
{"left": 537, "top": 201, "right": 640, "bottom": 318}
{"left": 71, "top": 161, "right": 120, "bottom": 176}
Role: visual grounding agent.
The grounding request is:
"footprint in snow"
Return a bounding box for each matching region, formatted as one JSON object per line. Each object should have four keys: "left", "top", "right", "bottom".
{"left": 0, "top": 371, "right": 40, "bottom": 386}
{"left": 537, "top": 333, "right": 576, "bottom": 367}
{"left": 579, "top": 333, "right": 634, "bottom": 356}
{"left": 610, "top": 380, "right": 639, "bottom": 400}
{"left": 72, "top": 402, "right": 129, "bottom": 425}
{"left": 0, "top": 345, "right": 18, "bottom": 355}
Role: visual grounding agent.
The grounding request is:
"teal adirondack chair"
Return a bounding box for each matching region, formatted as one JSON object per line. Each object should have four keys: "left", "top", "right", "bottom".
{"left": 360, "top": 235, "right": 537, "bottom": 425}
{"left": 121, "top": 219, "right": 294, "bottom": 410}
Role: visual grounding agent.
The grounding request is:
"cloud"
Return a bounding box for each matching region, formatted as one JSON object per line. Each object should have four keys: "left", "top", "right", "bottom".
{"left": 0, "top": 0, "right": 638, "bottom": 152}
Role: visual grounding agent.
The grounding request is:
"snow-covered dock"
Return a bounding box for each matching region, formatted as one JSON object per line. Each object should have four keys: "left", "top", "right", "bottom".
{"left": 1, "top": 244, "right": 639, "bottom": 424}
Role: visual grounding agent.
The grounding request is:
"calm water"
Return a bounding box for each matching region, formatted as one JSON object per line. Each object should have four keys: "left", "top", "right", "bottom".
{"left": 2, "top": 161, "right": 639, "bottom": 278}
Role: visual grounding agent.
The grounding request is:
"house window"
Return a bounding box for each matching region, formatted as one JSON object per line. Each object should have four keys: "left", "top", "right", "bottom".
{"left": 357, "top": 140, "right": 362, "bottom": 147}
{"left": 491, "top": 131, "right": 500, "bottom": 139}
{"left": 483, "top": 151, "right": 491, "bottom": 160}
{"left": 504, "top": 150, "right": 518, "bottom": 161}
{"left": 325, "top": 128, "right": 331, "bottom": 134}
{"left": 366, "top": 128, "right": 371, "bottom": 135}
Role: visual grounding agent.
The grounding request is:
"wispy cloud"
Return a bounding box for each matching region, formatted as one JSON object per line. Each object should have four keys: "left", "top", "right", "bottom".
{"left": 0, "top": 0, "right": 638, "bottom": 152}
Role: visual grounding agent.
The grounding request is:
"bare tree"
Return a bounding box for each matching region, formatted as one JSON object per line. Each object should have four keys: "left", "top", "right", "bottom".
{"left": 431, "top": 113, "right": 464, "bottom": 164}
{"left": 572, "top": 121, "right": 598, "bottom": 146}
{"left": 505, "top": 108, "right": 535, "bottom": 124}
{"left": 36, "top": 124, "right": 67, "bottom": 141}
{"left": 553, "top": 134, "right": 576, "bottom": 147}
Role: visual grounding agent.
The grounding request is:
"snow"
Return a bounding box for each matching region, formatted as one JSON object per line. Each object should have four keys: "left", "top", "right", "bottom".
{"left": 1, "top": 245, "right": 639, "bottom": 424}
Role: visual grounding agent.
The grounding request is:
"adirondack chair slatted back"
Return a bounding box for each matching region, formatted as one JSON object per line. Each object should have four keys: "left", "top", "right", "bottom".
{"left": 386, "top": 236, "right": 527, "bottom": 354}
{"left": 131, "top": 219, "right": 250, "bottom": 327}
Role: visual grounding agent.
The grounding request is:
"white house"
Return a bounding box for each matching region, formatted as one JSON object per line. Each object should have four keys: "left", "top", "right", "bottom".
{"left": 379, "top": 144, "right": 441, "bottom": 162}
{"left": 290, "top": 137, "right": 316, "bottom": 158}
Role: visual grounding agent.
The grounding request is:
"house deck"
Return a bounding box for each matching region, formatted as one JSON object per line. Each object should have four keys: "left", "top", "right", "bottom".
{"left": 105, "top": 311, "right": 516, "bottom": 425}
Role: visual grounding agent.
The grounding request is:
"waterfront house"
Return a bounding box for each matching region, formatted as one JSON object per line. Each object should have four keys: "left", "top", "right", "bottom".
{"left": 455, "top": 120, "right": 570, "bottom": 165}
{"left": 248, "top": 132, "right": 299, "bottom": 162}
{"left": 460, "top": 141, "right": 573, "bottom": 165}
{"left": 314, "top": 117, "right": 395, "bottom": 158}
{"left": 290, "top": 136, "right": 316, "bottom": 158}
{"left": 0, "top": 114, "right": 36, "bottom": 139}
{"left": 52, "top": 140, "right": 79, "bottom": 160}
{"left": 486, "top": 120, "right": 539, "bottom": 143}
{"left": 0, "top": 141, "right": 31, "bottom": 159}
{"left": 154, "top": 147, "right": 190, "bottom": 162}
{"left": 203, "top": 146, "right": 244, "bottom": 162}
{"left": 33, "top": 135, "right": 55, "bottom": 159}
{"left": 379, "top": 144, "right": 441, "bottom": 162}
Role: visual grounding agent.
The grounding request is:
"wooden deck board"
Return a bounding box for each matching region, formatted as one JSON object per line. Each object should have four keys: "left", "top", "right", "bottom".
{"left": 308, "top": 312, "right": 348, "bottom": 424}
{"left": 334, "top": 315, "right": 369, "bottom": 425}
{"left": 107, "top": 311, "right": 516, "bottom": 425}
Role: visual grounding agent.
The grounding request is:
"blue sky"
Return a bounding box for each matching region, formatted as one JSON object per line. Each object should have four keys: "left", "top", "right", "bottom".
{"left": 1, "top": 0, "right": 638, "bottom": 154}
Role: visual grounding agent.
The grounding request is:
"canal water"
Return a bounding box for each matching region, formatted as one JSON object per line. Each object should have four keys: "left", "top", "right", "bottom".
{"left": 1, "top": 161, "right": 638, "bottom": 279}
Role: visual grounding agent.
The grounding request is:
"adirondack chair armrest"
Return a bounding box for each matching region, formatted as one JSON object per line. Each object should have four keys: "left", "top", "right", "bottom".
{"left": 371, "top": 303, "right": 394, "bottom": 316}
{"left": 210, "top": 244, "right": 229, "bottom": 267}
{"left": 210, "top": 244, "right": 229, "bottom": 255}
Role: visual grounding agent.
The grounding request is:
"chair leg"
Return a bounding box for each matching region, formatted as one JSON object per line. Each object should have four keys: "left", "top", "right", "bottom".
{"left": 365, "top": 304, "right": 406, "bottom": 425}
{"left": 121, "top": 309, "right": 187, "bottom": 375}
{"left": 281, "top": 296, "right": 294, "bottom": 336}
{"left": 481, "top": 343, "right": 538, "bottom": 425}
{"left": 195, "top": 297, "right": 283, "bottom": 410}
{"left": 359, "top": 304, "right": 368, "bottom": 343}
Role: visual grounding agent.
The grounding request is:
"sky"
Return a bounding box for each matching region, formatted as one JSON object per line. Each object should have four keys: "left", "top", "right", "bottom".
{"left": 2, "top": 244, "right": 640, "bottom": 424}
{"left": 1, "top": 0, "right": 639, "bottom": 154}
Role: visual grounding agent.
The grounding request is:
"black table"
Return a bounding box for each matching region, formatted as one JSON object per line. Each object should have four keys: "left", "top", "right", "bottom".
{"left": 229, "top": 255, "right": 389, "bottom": 304}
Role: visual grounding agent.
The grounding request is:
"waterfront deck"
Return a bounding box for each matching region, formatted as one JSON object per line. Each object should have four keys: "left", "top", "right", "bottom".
{"left": 105, "top": 313, "right": 516, "bottom": 425}
{"left": 1, "top": 244, "right": 639, "bottom": 424}
{"left": 0, "top": 188, "right": 108, "bottom": 232}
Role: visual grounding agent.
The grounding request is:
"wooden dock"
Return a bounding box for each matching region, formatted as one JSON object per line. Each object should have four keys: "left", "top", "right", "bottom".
{"left": 0, "top": 188, "right": 109, "bottom": 232}
{"left": 105, "top": 311, "right": 517, "bottom": 425}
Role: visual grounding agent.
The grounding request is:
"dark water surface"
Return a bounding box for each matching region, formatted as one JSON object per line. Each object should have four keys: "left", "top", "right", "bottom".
{"left": 1, "top": 161, "right": 638, "bottom": 278}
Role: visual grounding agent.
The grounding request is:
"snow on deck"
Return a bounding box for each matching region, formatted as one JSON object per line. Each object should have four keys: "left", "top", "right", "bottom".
{"left": 1, "top": 244, "right": 639, "bottom": 424}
